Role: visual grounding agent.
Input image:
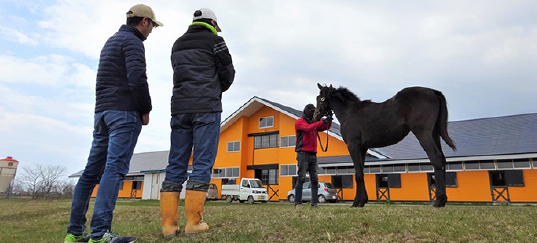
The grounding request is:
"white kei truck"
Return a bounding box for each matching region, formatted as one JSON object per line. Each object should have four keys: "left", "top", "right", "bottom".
{"left": 221, "top": 178, "right": 269, "bottom": 204}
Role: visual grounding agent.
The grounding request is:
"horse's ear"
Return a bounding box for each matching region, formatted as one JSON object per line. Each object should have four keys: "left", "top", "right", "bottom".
{"left": 317, "top": 83, "right": 323, "bottom": 90}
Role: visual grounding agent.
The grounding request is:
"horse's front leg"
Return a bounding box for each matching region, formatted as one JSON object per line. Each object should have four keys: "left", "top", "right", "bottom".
{"left": 352, "top": 170, "right": 368, "bottom": 207}
{"left": 350, "top": 146, "right": 368, "bottom": 207}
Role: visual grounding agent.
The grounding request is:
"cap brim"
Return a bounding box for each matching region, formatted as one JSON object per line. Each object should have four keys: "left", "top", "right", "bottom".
{"left": 154, "top": 20, "right": 163, "bottom": 27}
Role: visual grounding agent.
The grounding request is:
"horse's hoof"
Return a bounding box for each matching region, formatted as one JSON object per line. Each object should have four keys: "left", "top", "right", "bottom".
{"left": 433, "top": 203, "right": 444, "bottom": 208}
{"left": 433, "top": 195, "right": 448, "bottom": 207}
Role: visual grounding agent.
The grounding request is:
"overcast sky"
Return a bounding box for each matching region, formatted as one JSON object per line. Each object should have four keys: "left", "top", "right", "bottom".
{"left": 1, "top": 0, "right": 536, "bottom": 176}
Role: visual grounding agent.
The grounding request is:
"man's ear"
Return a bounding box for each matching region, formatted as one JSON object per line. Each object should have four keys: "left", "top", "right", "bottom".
{"left": 143, "top": 17, "right": 149, "bottom": 27}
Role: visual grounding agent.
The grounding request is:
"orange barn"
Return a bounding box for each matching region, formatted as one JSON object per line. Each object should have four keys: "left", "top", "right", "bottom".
{"left": 70, "top": 97, "right": 537, "bottom": 204}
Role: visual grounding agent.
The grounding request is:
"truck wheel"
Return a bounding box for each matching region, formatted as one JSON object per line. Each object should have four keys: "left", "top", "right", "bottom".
{"left": 225, "top": 195, "right": 232, "bottom": 203}
{"left": 247, "top": 196, "right": 255, "bottom": 204}
{"left": 288, "top": 195, "right": 295, "bottom": 203}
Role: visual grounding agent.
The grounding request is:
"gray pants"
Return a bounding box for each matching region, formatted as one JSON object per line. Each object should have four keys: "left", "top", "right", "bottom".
{"left": 294, "top": 151, "right": 319, "bottom": 205}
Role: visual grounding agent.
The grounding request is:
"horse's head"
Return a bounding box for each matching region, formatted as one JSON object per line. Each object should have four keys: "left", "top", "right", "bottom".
{"left": 313, "top": 83, "right": 334, "bottom": 122}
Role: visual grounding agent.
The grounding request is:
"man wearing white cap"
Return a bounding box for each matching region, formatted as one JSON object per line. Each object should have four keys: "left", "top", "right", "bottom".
{"left": 160, "top": 8, "right": 235, "bottom": 238}
{"left": 64, "top": 4, "right": 161, "bottom": 243}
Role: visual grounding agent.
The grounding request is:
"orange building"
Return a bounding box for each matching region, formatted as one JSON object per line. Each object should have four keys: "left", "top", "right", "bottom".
{"left": 70, "top": 97, "right": 537, "bottom": 203}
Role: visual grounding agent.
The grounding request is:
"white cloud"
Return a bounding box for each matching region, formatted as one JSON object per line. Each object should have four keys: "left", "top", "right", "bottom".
{"left": 0, "top": 54, "right": 95, "bottom": 89}
{"left": 0, "top": 26, "right": 39, "bottom": 45}
{"left": 1, "top": 0, "right": 537, "bottom": 175}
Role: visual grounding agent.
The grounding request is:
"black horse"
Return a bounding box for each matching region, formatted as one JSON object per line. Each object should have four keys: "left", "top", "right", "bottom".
{"left": 314, "top": 83, "right": 456, "bottom": 207}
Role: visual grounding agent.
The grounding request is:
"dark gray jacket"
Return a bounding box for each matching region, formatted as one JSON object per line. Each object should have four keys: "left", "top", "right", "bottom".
{"left": 170, "top": 22, "right": 235, "bottom": 115}
{"left": 95, "top": 25, "right": 152, "bottom": 115}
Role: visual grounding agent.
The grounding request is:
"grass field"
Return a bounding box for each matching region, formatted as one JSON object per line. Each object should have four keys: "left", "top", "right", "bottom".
{"left": 1, "top": 198, "right": 536, "bottom": 243}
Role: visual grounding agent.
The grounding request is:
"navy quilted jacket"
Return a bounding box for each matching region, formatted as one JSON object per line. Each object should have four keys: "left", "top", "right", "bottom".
{"left": 170, "top": 22, "right": 235, "bottom": 115}
{"left": 94, "top": 25, "right": 152, "bottom": 115}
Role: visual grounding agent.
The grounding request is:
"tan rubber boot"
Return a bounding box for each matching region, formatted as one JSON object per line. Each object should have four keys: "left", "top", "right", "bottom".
{"left": 160, "top": 191, "right": 180, "bottom": 239}
{"left": 184, "top": 190, "right": 209, "bottom": 236}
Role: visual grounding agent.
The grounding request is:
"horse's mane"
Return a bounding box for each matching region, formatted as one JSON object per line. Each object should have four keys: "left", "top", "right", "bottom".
{"left": 333, "top": 86, "right": 361, "bottom": 102}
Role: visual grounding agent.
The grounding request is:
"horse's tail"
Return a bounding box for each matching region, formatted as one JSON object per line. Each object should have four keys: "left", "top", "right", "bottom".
{"left": 435, "top": 90, "right": 457, "bottom": 151}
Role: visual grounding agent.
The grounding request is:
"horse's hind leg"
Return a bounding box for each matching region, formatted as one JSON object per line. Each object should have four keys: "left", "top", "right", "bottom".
{"left": 350, "top": 146, "right": 368, "bottom": 207}
{"left": 415, "top": 132, "right": 448, "bottom": 207}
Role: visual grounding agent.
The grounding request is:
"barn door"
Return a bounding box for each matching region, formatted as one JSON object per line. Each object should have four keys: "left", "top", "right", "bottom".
{"left": 489, "top": 171, "right": 510, "bottom": 202}
{"left": 427, "top": 173, "right": 437, "bottom": 201}
{"left": 428, "top": 172, "right": 458, "bottom": 202}
{"left": 375, "top": 174, "right": 390, "bottom": 201}
{"left": 151, "top": 174, "right": 160, "bottom": 199}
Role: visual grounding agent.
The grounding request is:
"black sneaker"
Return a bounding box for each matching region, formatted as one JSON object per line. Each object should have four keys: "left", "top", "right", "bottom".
{"left": 88, "top": 232, "right": 136, "bottom": 243}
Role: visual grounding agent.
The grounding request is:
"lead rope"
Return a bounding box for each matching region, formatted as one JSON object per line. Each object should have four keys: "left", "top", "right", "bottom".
{"left": 317, "top": 130, "right": 329, "bottom": 152}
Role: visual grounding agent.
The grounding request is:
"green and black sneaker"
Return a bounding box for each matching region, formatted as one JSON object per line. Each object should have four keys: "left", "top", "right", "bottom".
{"left": 64, "top": 231, "right": 90, "bottom": 243}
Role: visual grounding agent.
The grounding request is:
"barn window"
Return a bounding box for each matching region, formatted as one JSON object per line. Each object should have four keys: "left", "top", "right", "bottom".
{"left": 513, "top": 159, "right": 530, "bottom": 169}
{"left": 259, "top": 116, "right": 274, "bottom": 128}
{"left": 222, "top": 178, "right": 236, "bottom": 185}
{"left": 376, "top": 174, "right": 401, "bottom": 188}
{"left": 420, "top": 164, "right": 433, "bottom": 172}
{"left": 497, "top": 159, "right": 514, "bottom": 169}
{"left": 369, "top": 166, "right": 381, "bottom": 173}
{"left": 382, "top": 165, "right": 394, "bottom": 173}
{"left": 408, "top": 164, "right": 420, "bottom": 172}
{"left": 331, "top": 175, "right": 354, "bottom": 188}
{"left": 464, "top": 161, "right": 479, "bottom": 170}
{"left": 227, "top": 141, "right": 240, "bottom": 152}
{"left": 280, "top": 164, "right": 297, "bottom": 176}
{"left": 324, "top": 167, "right": 336, "bottom": 175}
{"left": 132, "top": 181, "right": 142, "bottom": 190}
{"left": 280, "top": 135, "right": 296, "bottom": 148}
{"left": 479, "top": 160, "right": 495, "bottom": 170}
{"left": 428, "top": 172, "right": 458, "bottom": 187}
{"left": 490, "top": 170, "right": 524, "bottom": 187}
{"left": 213, "top": 168, "right": 238, "bottom": 178}
{"left": 505, "top": 170, "right": 524, "bottom": 186}
{"left": 337, "top": 166, "right": 355, "bottom": 175}
{"left": 254, "top": 134, "right": 278, "bottom": 149}
{"left": 342, "top": 175, "right": 354, "bottom": 188}
{"left": 260, "top": 169, "right": 278, "bottom": 185}
{"left": 447, "top": 162, "right": 463, "bottom": 171}
{"left": 393, "top": 165, "right": 406, "bottom": 172}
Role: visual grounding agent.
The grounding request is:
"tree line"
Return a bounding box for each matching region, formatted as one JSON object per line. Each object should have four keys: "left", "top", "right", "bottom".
{"left": 7, "top": 164, "right": 76, "bottom": 199}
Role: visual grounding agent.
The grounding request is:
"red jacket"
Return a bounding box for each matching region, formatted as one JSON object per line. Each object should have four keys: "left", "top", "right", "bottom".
{"left": 295, "top": 117, "right": 331, "bottom": 153}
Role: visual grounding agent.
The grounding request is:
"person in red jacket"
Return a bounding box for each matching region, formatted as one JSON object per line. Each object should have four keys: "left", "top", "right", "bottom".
{"left": 294, "top": 104, "right": 332, "bottom": 209}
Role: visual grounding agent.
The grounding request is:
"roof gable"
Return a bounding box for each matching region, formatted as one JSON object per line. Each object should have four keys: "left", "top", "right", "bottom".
{"left": 221, "top": 96, "right": 343, "bottom": 139}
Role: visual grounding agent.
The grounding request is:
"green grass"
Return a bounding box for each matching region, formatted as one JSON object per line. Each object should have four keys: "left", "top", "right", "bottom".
{"left": 1, "top": 199, "right": 536, "bottom": 242}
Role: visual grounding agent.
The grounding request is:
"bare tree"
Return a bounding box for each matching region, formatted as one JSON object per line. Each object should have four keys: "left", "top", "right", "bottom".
{"left": 57, "top": 179, "right": 76, "bottom": 198}
{"left": 17, "top": 164, "right": 69, "bottom": 199}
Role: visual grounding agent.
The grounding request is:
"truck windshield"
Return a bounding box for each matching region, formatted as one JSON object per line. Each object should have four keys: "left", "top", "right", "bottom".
{"left": 250, "top": 180, "right": 264, "bottom": 188}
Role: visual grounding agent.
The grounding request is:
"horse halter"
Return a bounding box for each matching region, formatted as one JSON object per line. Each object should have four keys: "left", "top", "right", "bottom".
{"left": 316, "top": 96, "right": 333, "bottom": 119}
{"left": 315, "top": 96, "right": 332, "bottom": 152}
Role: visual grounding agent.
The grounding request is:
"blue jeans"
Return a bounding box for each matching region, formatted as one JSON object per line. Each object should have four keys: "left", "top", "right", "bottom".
{"left": 295, "top": 151, "right": 319, "bottom": 205}
{"left": 67, "top": 111, "right": 142, "bottom": 239}
{"left": 164, "top": 113, "right": 221, "bottom": 189}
